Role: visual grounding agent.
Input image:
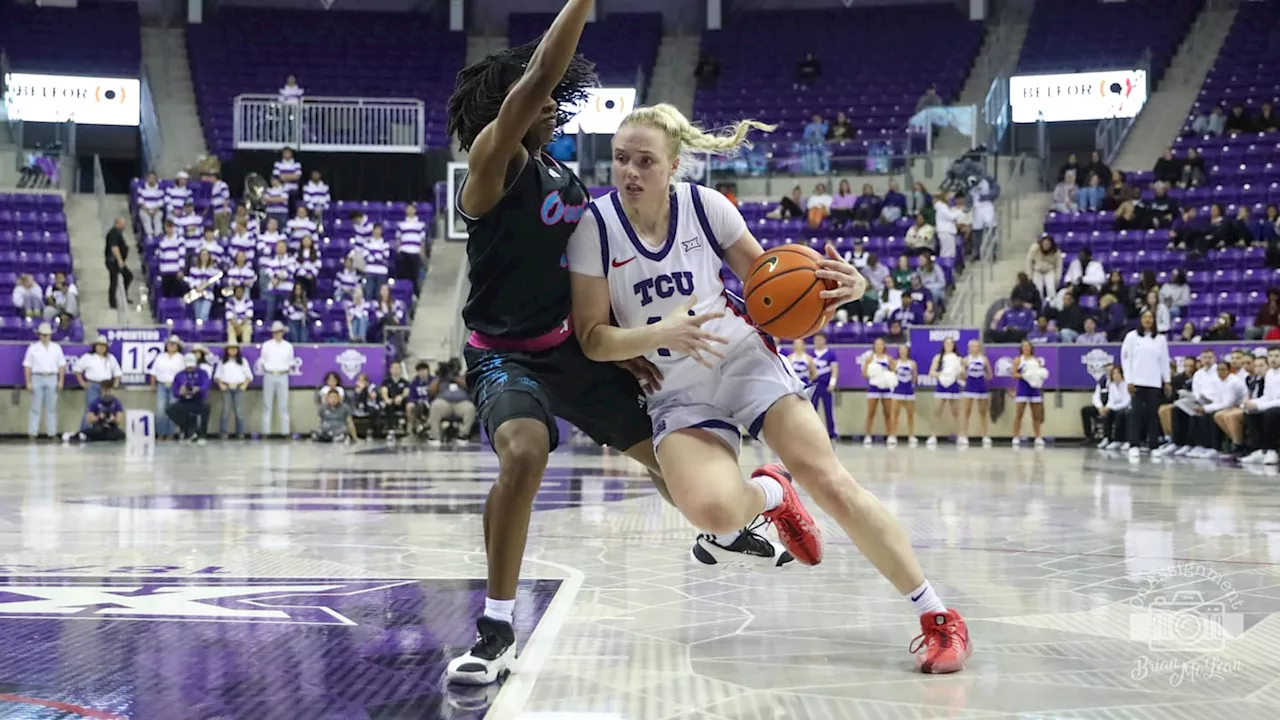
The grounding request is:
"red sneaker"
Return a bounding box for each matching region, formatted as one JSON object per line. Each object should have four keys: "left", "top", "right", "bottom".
{"left": 754, "top": 464, "right": 824, "bottom": 565}
{"left": 911, "top": 609, "right": 972, "bottom": 674}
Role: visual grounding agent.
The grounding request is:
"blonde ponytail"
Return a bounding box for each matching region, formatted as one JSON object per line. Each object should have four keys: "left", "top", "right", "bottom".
{"left": 621, "top": 103, "right": 775, "bottom": 172}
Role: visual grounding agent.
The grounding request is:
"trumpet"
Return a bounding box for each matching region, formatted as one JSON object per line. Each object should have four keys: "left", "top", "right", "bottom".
{"left": 182, "top": 270, "right": 224, "bottom": 304}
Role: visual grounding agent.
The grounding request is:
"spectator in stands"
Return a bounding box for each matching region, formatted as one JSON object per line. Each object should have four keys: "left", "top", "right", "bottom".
{"left": 225, "top": 285, "right": 252, "bottom": 345}
{"left": 264, "top": 176, "right": 290, "bottom": 226}
{"left": 396, "top": 203, "right": 428, "bottom": 292}
{"left": 174, "top": 202, "right": 203, "bottom": 254}
{"left": 933, "top": 192, "right": 959, "bottom": 259}
{"left": 1078, "top": 174, "right": 1106, "bottom": 212}
{"left": 1057, "top": 153, "right": 1080, "bottom": 183}
{"left": 890, "top": 255, "right": 913, "bottom": 289}
{"left": 917, "top": 254, "right": 947, "bottom": 302}
{"left": 1195, "top": 203, "right": 1232, "bottom": 256}
{"left": 904, "top": 213, "right": 935, "bottom": 256}
{"left": 694, "top": 54, "right": 719, "bottom": 90}
{"left": 137, "top": 172, "right": 165, "bottom": 238}
{"left": 827, "top": 112, "right": 854, "bottom": 143}
{"left": 1026, "top": 234, "right": 1062, "bottom": 303}
{"left": 1177, "top": 321, "right": 1200, "bottom": 343}
{"left": 884, "top": 319, "right": 907, "bottom": 345}
{"left": 1103, "top": 172, "right": 1137, "bottom": 212}
{"left": 157, "top": 218, "right": 186, "bottom": 300}
{"left": 43, "top": 272, "right": 78, "bottom": 323}
{"left": 1146, "top": 182, "right": 1179, "bottom": 229}
{"left": 1247, "top": 289, "right": 1280, "bottom": 339}
{"left": 1026, "top": 315, "right": 1058, "bottom": 345}
{"left": 264, "top": 239, "right": 296, "bottom": 323}
{"left": 1052, "top": 291, "right": 1090, "bottom": 343}
{"left": 1131, "top": 270, "right": 1159, "bottom": 315}
{"left": 285, "top": 285, "right": 316, "bottom": 343}
{"left": 1258, "top": 103, "right": 1278, "bottom": 133}
{"left": 766, "top": 187, "right": 805, "bottom": 221}
{"left": 908, "top": 181, "right": 932, "bottom": 218}
{"left": 373, "top": 283, "right": 406, "bottom": 334}
{"left": 1159, "top": 269, "right": 1190, "bottom": 319}
{"left": 257, "top": 218, "right": 285, "bottom": 273}
{"left": 1080, "top": 150, "right": 1112, "bottom": 188}
{"left": 953, "top": 195, "right": 973, "bottom": 251}
{"left": 226, "top": 251, "right": 255, "bottom": 297}
{"left": 844, "top": 237, "right": 869, "bottom": 268}
{"left": 905, "top": 274, "right": 935, "bottom": 320}
{"left": 1052, "top": 169, "right": 1078, "bottom": 213}
{"left": 1137, "top": 289, "right": 1171, "bottom": 334}
{"left": 1225, "top": 104, "right": 1254, "bottom": 135}
{"left": 196, "top": 226, "right": 225, "bottom": 267}
{"left": 1098, "top": 294, "right": 1126, "bottom": 341}
{"left": 165, "top": 171, "right": 192, "bottom": 219}
{"left": 1178, "top": 148, "right": 1207, "bottom": 188}
{"left": 1076, "top": 316, "right": 1107, "bottom": 345}
{"left": 12, "top": 273, "right": 43, "bottom": 319}
{"left": 1010, "top": 272, "right": 1041, "bottom": 309}
{"left": 335, "top": 254, "right": 363, "bottom": 302}
{"left": 379, "top": 362, "right": 411, "bottom": 438}
{"left": 829, "top": 180, "right": 857, "bottom": 229}
{"left": 1192, "top": 105, "right": 1226, "bottom": 137}
{"left": 1205, "top": 312, "right": 1239, "bottom": 341}
{"left": 286, "top": 207, "right": 317, "bottom": 252}
{"left": 208, "top": 170, "right": 231, "bottom": 237}
{"left": 1264, "top": 205, "right": 1280, "bottom": 244}
{"left": 1168, "top": 207, "right": 1203, "bottom": 250}
{"left": 796, "top": 53, "right": 821, "bottom": 88}
{"left": 278, "top": 75, "right": 304, "bottom": 104}
{"left": 915, "top": 85, "right": 943, "bottom": 114}
{"left": 899, "top": 290, "right": 932, "bottom": 326}
{"left": 317, "top": 371, "right": 345, "bottom": 405}
{"left": 801, "top": 115, "right": 830, "bottom": 174}
{"left": 1152, "top": 149, "right": 1181, "bottom": 185}
{"left": 295, "top": 235, "right": 321, "bottom": 299}
{"left": 1064, "top": 248, "right": 1105, "bottom": 296}
{"left": 850, "top": 184, "right": 880, "bottom": 228}
{"left": 1100, "top": 270, "right": 1129, "bottom": 309}
{"left": 989, "top": 297, "right": 1035, "bottom": 343}
{"left": 303, "top": 171, "right": 330, "bottom": 228}
{"left": 227, "top": 220, "right": 255, "bottom": 268}
{"left": 362, "top": 224, "right": 392, "bottom": 297}
{"left": 862, "top": 252, "right": 890, "bottom": 294}
{"left": 1116, "top": 199, "right": 1140, "bottom": 230}
{"left": 235, "top": 203, "right": 260, "bottom": 236}
{"left": 350, "top": 211, "right": 374, "bottom": 249}
{"left": 274, "top": 148, "right": 303, "bottom": 200}
{"left": 1232, "top": 206, "right": 1257, "bottom": 247}
{"left": 213, "top": 344, "right": 251, "bottom": 439}
{"left": 872, "top": 276, "right": 903, "bottom": 323}
{"left": 345, "top": 286, "right": 371, "bottom": 343}
{"left": 881, "top": 181, "right": 907, "bottom": 224}
{"left": 185, "top": 250, "right": 219, "bottom": 323}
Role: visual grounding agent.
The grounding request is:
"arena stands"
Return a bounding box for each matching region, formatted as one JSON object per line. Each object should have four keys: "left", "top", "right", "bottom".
{"left": 0, "top": 193, "right": 83, "bottom": 341}
{"left": 693, "top": 4, "right": 984, "bottom": 165}
{"left": 0, "top": 2, "right": 140, "bottom": 75}
{"left": 1017, "top": 0, "right": 1199, "bottom": 81}
{"left": 508, "top": 12, "right": 661, "bottom": 90}
{"left": 186, "top": 9, "right": 465, "bottom": 157}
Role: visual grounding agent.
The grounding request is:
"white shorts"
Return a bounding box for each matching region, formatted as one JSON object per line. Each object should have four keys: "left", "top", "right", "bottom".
{"left": 648, "top": 333, "right": 806, "bottom": 454}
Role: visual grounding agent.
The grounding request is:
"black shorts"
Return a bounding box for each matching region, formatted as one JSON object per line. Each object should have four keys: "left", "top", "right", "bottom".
{"left": 464, "top": 336, "right": 652, "bottom": 452}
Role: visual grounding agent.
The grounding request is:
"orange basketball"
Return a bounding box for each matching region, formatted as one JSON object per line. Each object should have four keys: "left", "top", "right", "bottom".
{"left": 743, "top": 245, "right": 837, "bottom": 340}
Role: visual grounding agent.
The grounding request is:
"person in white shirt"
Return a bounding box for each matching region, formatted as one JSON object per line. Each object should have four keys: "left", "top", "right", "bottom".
{"left": 278, "top": 75, "right": 304, "bottom": 105}
{"left": 395, "top": 203, "right": 428, "bottom": 292}
{"left": 1119, "top": 310, "right": 1171, "bottom": 458}
{"left": 1219, "top": 353, "right": 1268, "bottom": 459}
{"left": 214, "top": 344, "right": 254, "bottom": 439}
{"left": 932, "top": 192, "right": 959, "bottom": 259}
{"left": 157, "top": 220, "right": 187, "bottom": 298}
{"left": 904, "top": 214, "right": 936, "bottom": 256}
{"left": 73, "top": 335, "right": 123, "bottom": 432}
{"left": 1092, "top": 366, "right": 1132, "bottom": 449}
{"left": 302, "top": 171, "right": 331, "bottom": 228}
{"left": 1241, "top": 347, "right": 1280, "bottom": 465}
{"left": 174, "top": 202, "right": 205, "bottom": 255}
{"left": 12, "top": 273, "right": 44, "bottom": 319}
{"left": 1195, "top": 361, "right": 1247, "bottom": 458}
{"left": 225, "top": 285, "right": 254, "bottom": 344}
{"left": 260, "top": 321, "right": 295, "bottom": 437}
{"left": 285, "top": 206, "right": 317, "bottom": 252}
{"left": 1064, "top": 248, "right": 1106, "bottom": 295}
{"left": 150, "top": 336, "right": 187, "bottom": 439}
{"left": 264, "top": 176, "right": 291, "bottom": 227}
{"left": 165, "top": 171, "right": 193, "bottom": 219}
{"left": 273, "top": 147, "right": 303, "bottom": 197}
{"left": 137, "top": 172, "right": 166, "bottom": 238}
{"left": 22, "top": 322, "right": 65, "bottom": 439}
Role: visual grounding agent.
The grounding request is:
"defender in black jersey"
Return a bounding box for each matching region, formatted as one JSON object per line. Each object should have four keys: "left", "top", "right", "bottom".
{"left": 442, "top": 0, "right": 791, "bottom": 687}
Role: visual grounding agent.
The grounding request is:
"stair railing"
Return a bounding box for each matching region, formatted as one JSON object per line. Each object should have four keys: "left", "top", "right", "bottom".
{"left": 140, "top": 68, "right": 163, "bottom": 174}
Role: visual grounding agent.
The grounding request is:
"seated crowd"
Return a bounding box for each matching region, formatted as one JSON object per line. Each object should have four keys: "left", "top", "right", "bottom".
{"left": 311, "top": 358, "right": 475, "bottom": 444}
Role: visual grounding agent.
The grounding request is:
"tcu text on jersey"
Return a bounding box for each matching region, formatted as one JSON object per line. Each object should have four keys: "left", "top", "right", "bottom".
{"left": 634, "top": 272, "right": 694, "bottom": 306}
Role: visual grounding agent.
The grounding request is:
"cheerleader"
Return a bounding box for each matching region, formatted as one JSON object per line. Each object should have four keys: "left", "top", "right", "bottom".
{"left": 1011, "top": 340, "right": 1047, "bottom": 448}
{"left": 888, "top": 343, "right": 918, "bottom": 447}
{"left": 927, "top": 337, "right": 962, "bottom": 447}
{"left": 862, "top": 337, "right": 895, "bottom": 446}
{"left": 960, "top": 339, "right": 992, "bottom": 447}
{"left": 789, "top": 338, "right": 817, "bottom": 387}
{"left": 812, "top": 333, "right": 839, "bottom": 439}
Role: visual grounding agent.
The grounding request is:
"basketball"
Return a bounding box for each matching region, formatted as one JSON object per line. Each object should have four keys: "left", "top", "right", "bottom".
{"left": 743, "top": 245, "right": 836, "bottom": 340}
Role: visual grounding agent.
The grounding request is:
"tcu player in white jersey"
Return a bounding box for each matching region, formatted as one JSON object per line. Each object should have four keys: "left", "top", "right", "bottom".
{"left": 567, "top": 104, "right": 972, "bottom": 674}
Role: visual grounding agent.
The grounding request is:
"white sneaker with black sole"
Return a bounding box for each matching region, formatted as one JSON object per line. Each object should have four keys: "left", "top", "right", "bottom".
{"left": 691, "top": 523, "right": 795, "bottom": 569}
{"left": 446, "top": 616, "right": 517, "bottom": 685}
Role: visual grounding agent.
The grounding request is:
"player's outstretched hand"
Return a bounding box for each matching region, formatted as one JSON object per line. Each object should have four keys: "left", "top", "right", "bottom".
{"left": 656, "top": 296, "right": 728, "bottom": 368}
{"left": 617, "top": 357, "right": 663, "bottom": 394}
{"left": 814, "top": 243, "right": 867, "bottom": 311}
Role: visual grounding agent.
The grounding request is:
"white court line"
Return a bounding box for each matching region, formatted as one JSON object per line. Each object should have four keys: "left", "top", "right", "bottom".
{"left": 485, "top": 557, "right": 585, "bottom": 720}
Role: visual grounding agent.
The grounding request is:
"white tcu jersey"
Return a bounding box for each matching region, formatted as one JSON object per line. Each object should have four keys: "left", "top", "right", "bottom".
{"left": 568, "top": 183, "right": 755, "bottom": 393}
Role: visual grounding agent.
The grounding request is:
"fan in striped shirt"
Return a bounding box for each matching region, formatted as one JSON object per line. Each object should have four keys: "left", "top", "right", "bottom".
{"left": 256, "top": 218, "right": 285, "bottom": 271}
{"left": 343, "top": 286, "right": 373, "bottom": 343}
{"left": 157, "top": 220, "right": 186, "bottom": 298}
{"left": 361, "top": 224, "right": 391, "bottom": 298}
{"left": 295, "top": 235, "right": 322, "bottom": 299}
{"left": 207, "top": 170, "right": 232, "bottom": 237}
{"left": 264, "top": 240, "right": 297, "bottom": 323}
{"left": 174, "top": 203, "right": 205, "bottom": 256}
{"left": 395, "top": 203, "right": 427, "bottom": 293}
{"left": 286, "top": 207, "right": 317, "bottom": 252}
{"left": 185, "top": 250, "right": 220, "bottom": 323}
{"left": 234, "top": 204, "right": 261, "bottom": 236}
{"left": 225, "top": 285, "right": 254, "bottom": 345}
{"left": 284, "top": 285, "right": 318, "bottom": 343}
{"left": 334, "top": 254, "right": 363, "bottom": 302}
{"left": 350, "top": 211, "right": 374, "bottom": 250}
{"left": 226, "top": 252, "right": 256, "bottom": 293}
{"left": 273, "top": 148, "right": 302, "bottom": 196}
{"left": 303, "top": 171, "right": 330, "bottom": 228}
{"left": 196, "top": 227, "right": 226, "bottom": 267}
{"left": 164, "top": 172, "right": 193, "bottom": 219}
{"left": 137, "top": 172, "right": 166, "bottom": 238}
{"left": 278, "top": 75, "right": 304, "bottom": 105}
{"left": 264, "top": 176, "right": 290, "bottom": 226}
{"left": 373, "top": 283, "right": 407, "bottom": 328}
{"left": 228, "top": 220, "right": 257, "bottom": 267}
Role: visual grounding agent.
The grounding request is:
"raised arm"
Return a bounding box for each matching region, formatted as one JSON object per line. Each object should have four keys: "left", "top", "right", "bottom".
{"left": 457, "top": 0, "right": 594, "bottom": 218}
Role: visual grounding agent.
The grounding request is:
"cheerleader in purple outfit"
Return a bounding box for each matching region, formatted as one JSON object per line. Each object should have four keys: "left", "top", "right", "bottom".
{"left": 889, "top": 343, "right": 917, "bottom": 447}
{"left": 789, "top": 338, "right": 816, "bottom": 387}
{"left": 960, "top": 339, "right": 992, "bottom": 447}
{"left": 1011, "top": 340, "right": 1046, "bottom": 448}
{"left": 927, "top": 337, "right": 962, "bottom": 447}
{"left": 862, "top": 337, "right": 895, "bottom": 446}
{"left": 812, "top": 334, "right": 838, "bottom": 439}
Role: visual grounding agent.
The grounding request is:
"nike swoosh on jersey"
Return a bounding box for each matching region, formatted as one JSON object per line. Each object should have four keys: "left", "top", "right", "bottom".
{"left": 611, "top": 257, "right": 636, "bottom": 267}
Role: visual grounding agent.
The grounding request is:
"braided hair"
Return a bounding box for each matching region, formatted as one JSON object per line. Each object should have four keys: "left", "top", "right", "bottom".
{"left": 446, "top": 38, "right": 598, "bottom": 152}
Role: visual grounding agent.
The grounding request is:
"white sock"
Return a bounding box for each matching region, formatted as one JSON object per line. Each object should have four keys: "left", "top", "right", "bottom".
{"left": 749, "top": 474, "right": 784, "bottom": 512}
{"left": 711, "top": 528, "right": 742, "bottom": 546}
{"left": 906, "top": 580, "right": 947, "bottom": 616}
{"left": 484, "top": 597, "right": 515, "bottom": 625}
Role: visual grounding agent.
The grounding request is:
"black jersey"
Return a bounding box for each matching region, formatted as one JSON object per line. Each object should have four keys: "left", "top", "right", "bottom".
{"left": 460, "top": 152, "right": 589, "bottom": 339}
